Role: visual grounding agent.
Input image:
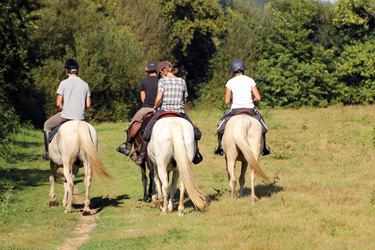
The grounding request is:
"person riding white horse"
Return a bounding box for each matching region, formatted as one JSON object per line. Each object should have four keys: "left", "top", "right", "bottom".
{"left": 134, "top": 61, "right": 203, "bottom": 166}
{"left": 214, "top": 59, "right": 270, "bottom": 156}
{"left": 48, "top": 121, "right": 112, "bottom": 214}
{"left": 41, "top": 59, "right": 91, "bottom": 160}
{"left": 223, "top": 115, "right": 269, "bottom": 201}
{"left": 147, "top": 117, "right": 209, "bottom": 215}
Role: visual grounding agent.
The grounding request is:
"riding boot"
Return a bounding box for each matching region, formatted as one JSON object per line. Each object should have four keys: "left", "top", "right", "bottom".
{"left": 262, "top": 135, "right": 271, "bottom": 156}
{"left": 116, "top": 130, "right": 133, "bottom": 156}
{"left": 134, "top": 141, "right": 148, "bottom": 166}
{"left": 214, "top": 133, "right": 224, "bottom": 156}
{"left": 41, "top": 131, "right": 50, "bottom": 161}
{"left": 193, "top": 142, "right": 203, "bottom": 164}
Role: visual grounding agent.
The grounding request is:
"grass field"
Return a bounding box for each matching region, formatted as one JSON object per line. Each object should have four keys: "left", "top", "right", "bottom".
{"left": 1, "top": 105, "right": 375, "bottom": 249}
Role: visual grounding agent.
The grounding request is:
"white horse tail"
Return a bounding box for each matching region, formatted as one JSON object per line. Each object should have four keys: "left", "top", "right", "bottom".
{"left": 232, "top": 118, "right": 269, "bottom": 181}
{"left": 77, "top": 122, "right": 113, "bottom": 180}
{"left": 170, "top": 121, "right": 209, "bottom": 211}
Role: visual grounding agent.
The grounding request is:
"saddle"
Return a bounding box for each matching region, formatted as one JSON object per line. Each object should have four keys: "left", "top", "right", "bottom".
{"left": 234, "top": 110, "right": 255, "bottom": 117}
{"left": 156, "top": 111, "right": 182, "bottom": 120}
{"left": 128, "top": 111, "right": 154, "bottom": 139}
{"left": 49, "top": 120, "right": 89, "bottom": 143}
{"left": 49, "top": 124, "right": 62, "bottom": 142}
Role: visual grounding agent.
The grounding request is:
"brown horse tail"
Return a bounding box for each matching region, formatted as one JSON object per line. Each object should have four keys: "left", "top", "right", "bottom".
{"left": 77, "top": 121, "right": 113, "bottom": 181}
{"left": 232, "top": 117, "right": 269, "bottom": 181}
{"left": 170, "top": 121, "right": 209, "bottom": 211}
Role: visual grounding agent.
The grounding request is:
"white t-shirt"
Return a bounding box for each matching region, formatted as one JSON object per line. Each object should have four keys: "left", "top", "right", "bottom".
{"left": 225, "top": 75, "right": 256, "bottom": 109}
{"left": 57, "top": 76, "right": 90, "bottom": 120}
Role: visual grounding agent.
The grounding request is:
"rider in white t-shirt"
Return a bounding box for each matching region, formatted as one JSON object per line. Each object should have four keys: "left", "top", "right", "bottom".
{"left": 214, "top": 60, "right": 270, "bottom": 156}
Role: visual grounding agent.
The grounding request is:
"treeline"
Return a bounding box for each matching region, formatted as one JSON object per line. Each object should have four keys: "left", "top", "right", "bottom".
{"left": 1, "top": 0, "right": 375, "bottom": 133}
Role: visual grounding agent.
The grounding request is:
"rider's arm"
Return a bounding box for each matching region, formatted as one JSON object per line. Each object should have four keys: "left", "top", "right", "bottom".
{"left": 140, "top": 91, "right": 145, "bottom": 103}
{"left": 86, "top": 96, "right": 91, "bottom": 109}
{"left": 56, "top": 95, "right": 63, "bottom": 110}
{"left": 153, "top": 91, "right": 163, "bottom": 112}
{"left": 225, "top": 87, "right": 232, "bottom": 104}
{"left": 252, "top": 86, "right": 261, "bottom": 102}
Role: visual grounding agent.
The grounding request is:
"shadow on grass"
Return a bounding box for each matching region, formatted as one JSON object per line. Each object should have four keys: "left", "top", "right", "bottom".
{"left": 72, "top": 194, "right": 130, "bottom": 213}
{"left": 243, "top": 182, "right": 283, "bottom": 199}
{"left": 0, "top": 167, "right": 51, "bottom": 190}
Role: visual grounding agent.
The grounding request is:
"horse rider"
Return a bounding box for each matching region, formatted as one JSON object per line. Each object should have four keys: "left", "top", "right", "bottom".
{"left": 214, "top": 59, "right": 270, "bottom": 156}
{"left": 116, "top": 61, "right": 159, "bottom": 156}
{"left": 134, "top": 61, "right": 203, "bottom": 166}
{"left": 41, "top": 59, "right": 91, "bottom": 160}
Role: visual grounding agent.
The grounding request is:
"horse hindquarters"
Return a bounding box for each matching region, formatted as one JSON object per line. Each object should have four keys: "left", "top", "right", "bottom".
{"left": 169, "top": 121, "right": 209, "bottom": 212}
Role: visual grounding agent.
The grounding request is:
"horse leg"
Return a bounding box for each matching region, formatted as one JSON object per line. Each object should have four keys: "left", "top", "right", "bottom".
{"left": 157, "top": 165, "right": 169, "bottom": 215}
{"left": 147, "top": 168, "right": 155, "bottom": 202}
{"left": 82, "top": 161, "right": 92, "bottom": 215}
{"left": 140, "top": 164, "right": 148, "bottom": 203}
{"left": 49, "top": 162, "right": 59, "bottom": 206}
{"left": 250, "top": 169, "right": 258, "bottom": 204}
{"left": 153, "top": 166, "right": 163, "bottom": 208}
{"left": 239, "top": 161, "right": 248, "bottom": 198}
{"left": 227, "top": 158, "right": 237, "bottom": 198}
{"left": 63, "top": 163, "right": 74, "bottom": 213}
{"left": 168, "top": 170, "right": 179, "bottom": 212}
{"left": 178, "top": 176, "right": 185, "bottom": 216}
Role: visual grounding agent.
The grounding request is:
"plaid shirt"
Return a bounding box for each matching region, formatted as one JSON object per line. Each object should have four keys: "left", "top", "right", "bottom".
{"left": 158, "top": 77, "right": 188, "bottom": 113}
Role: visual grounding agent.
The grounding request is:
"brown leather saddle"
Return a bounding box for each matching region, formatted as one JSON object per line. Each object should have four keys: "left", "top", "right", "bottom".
{"left": 128, "top": 111, "right": 154, "bottom": 139}
{"left": 234, "top": 110, "right": 255, "bottom": 116}
{"left": 156, "top": 111, "right": 182, "bottom": 120}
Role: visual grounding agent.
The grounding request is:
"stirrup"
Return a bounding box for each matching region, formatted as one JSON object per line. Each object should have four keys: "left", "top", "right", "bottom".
{"left": 41, "top": 153, "right": 50, "bottom": 161}
{"left": 116, "top": 142, "right": 132, "bottom": 156}
{"left": 193, "top": 150, "right": 203, "bottom": 164}
{"left": 213, "top": 146, "right": 223, "bottom": 156}
{"left": 262, "top": 145, "right": 271, "bottom": 156}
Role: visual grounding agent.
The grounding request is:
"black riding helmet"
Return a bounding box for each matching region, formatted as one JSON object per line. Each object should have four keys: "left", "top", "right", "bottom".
{"left": 64, "top": 59, "right": 79, "bottom": 74}
{"left": 146, "top": 61, "right": 157, "bottom": 73}
{"left": 231, "top": 59, "right": 245, "bottom": 73}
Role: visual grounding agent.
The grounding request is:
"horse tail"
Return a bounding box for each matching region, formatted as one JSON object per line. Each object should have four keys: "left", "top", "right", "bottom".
{"left": 170, "top": 121, "right": 209, "bottom": 211}
{"left": 77, "top": 121, "right": 113, "bottom": 180}
{"left": 232, "top": 118, "right": 269, "bottom": 181}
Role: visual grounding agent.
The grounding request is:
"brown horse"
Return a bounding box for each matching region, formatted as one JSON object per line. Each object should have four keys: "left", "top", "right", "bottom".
{"left": 129, "top": 113, "right": 157, "bottom": 203}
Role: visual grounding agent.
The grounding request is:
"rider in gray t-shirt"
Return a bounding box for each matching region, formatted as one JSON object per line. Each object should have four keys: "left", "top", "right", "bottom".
{"left": 41, "top": 59, "right": 91, "bottom": 161}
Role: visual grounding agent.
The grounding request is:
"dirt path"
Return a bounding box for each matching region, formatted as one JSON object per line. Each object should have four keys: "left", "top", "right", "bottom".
{"left": 56, "top": 186, "right": 99, "bottom": 250}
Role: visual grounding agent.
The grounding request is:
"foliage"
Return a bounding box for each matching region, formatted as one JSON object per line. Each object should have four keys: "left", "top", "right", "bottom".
{"left": 333, "top": 0, "right": 375, "bottom": 41}
{"left": 161, "top": 0, "right": 226, "bottom": 97}
{"left": 200, "top": 0, "right": 269, "bottom": 109}
{"left": 28, "top": 0, "right": 144, "bottom": 122}
{"left": 335, "top": 39, "right": 375, "bottom": 104}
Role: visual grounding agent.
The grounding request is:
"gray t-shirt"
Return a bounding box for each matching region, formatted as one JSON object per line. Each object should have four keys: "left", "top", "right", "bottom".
{"left": 57, "top": 76, "right": 90, "bottom": 120}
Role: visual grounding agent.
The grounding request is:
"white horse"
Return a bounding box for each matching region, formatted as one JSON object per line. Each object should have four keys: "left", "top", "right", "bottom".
{"left": 147, "top": 117, "right": 209, "bottom": 215}
{"left": 48, "top": 121, "right": 112, "bottom": 214}
{"left": 222, "top": 115, "right": 269, "bottom": 202}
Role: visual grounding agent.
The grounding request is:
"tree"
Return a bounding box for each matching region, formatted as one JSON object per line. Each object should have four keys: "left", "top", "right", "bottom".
{"left": 161, "top": 0, "right": 226, "bottom": 97}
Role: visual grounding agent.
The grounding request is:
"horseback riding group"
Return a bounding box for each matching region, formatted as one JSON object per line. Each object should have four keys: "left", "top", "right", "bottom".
{"left": 41, "top": 58, "right": 271, "bottom": 215}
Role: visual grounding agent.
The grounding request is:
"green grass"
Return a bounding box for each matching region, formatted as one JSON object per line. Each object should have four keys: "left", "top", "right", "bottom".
{"left": 1, "top": 105, "right": 375, "bottom": 249}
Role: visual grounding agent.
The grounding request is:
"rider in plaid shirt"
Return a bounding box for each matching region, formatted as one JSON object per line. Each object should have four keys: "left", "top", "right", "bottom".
{"left": 134, "top": 61, "right": 203, "bottom": 166}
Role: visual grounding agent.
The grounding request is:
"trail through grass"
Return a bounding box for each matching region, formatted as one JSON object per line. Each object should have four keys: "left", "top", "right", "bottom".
{"left": 1, "top": 105, "right": 375, "bottom": 249}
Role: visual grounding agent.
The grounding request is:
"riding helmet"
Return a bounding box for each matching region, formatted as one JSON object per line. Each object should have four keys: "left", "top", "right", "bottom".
{"left": 230, "top": 59, "right": 245, "bottom": 72}
{"left": 156, "top": 61, "right": 173, "bottom": 76}
{"left": 146, "top": 61, "right": 158, "bottom": 73}
{"left": 64, "top": 59, "right": 79, "bottom": 70}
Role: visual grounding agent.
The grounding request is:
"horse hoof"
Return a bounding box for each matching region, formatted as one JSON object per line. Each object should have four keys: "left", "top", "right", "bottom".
{"left": 82, "top": 210, "right": 92, "bottom": 216}
{"left": 49, "top": 199, "right": 59, "bottom": 207}
{"left": 178, "top": 211, "right": 184, "bottom": 216}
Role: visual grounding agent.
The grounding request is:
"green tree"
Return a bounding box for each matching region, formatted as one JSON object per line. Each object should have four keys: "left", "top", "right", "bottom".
{"left": 161, "top": 0, "right": 226, "bottom": 97}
